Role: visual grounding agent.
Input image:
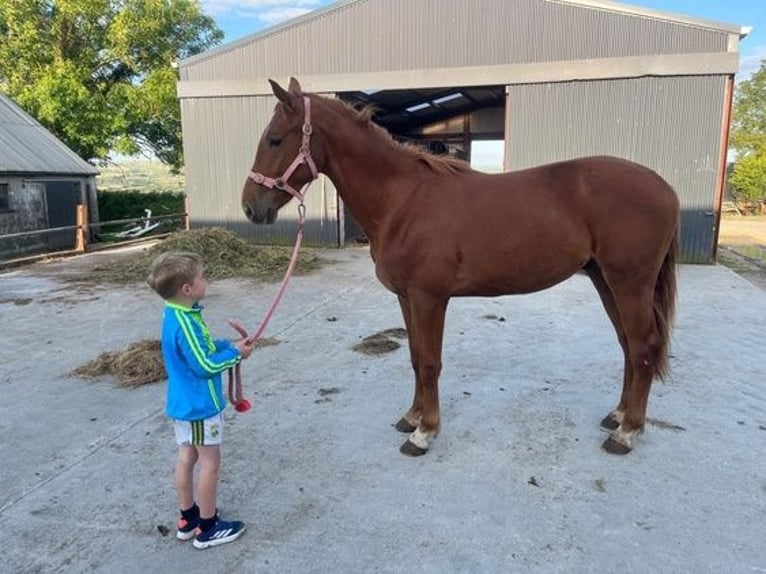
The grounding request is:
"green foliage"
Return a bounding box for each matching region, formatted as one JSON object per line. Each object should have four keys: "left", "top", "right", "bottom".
{"left": 731, "top": 62, "right": 766, "bottom": 155}
{"left": 0, "top": 1, "right": 223, "bottom": 172}
{"left": 97, "top": 189, "right": 185, "bottom": 223}
{"left": 728, "top": 153, "right": 766, "bottom": 203}
{"left": 729, "top": 61, "right": 766, "bottom": 205}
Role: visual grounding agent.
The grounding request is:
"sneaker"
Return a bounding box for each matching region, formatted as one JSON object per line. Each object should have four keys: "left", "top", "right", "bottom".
{"left": 176, "top": 516, "right": 199, "bottom": 541}
{"left": 193, "top": 518, "right": 246, "bottom": 549}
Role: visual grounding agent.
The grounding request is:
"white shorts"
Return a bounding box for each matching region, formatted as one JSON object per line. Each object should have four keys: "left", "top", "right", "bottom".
{"left": 173, "top": 413, "right": 224, "bottom": 446}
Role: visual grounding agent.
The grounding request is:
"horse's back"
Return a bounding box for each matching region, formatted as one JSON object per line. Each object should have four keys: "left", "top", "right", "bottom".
{"left": 504, "top": 156, "right": 676, "bottom": 204}
{"left": 494, "top": 155, "right": 679, "bottom": 234}
{"left": 449, "top": 155, "right": 678, "bottom": 291}
{"left": 511, "top": 156, "right": 680, "bottom": 275}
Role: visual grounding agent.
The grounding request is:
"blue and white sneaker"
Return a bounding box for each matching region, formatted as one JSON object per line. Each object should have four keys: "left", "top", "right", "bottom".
{"left": 193, "top": 518, "right": 246, "bottom": 549}
{"left": 176, "top": 516, "right": 199, "bottom": 541}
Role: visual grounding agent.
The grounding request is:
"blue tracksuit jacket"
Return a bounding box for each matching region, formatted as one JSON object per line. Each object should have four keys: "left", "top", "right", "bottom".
{"left": 160, "top": 302, "right": 241, "bottom": 421}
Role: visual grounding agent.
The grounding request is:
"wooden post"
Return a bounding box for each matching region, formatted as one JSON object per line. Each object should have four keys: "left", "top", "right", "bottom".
{"left": 74, "top": 204, "right": 88, "bottom": 253}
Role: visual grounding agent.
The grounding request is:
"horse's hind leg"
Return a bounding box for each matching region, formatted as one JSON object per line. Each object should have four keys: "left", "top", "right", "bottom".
{"left": 601, "top": 281, "right": 661, "bottom": 455}
{"left": 396, "top": 291, "right": 448, "bottom": 457}
{"left": 584, "top": 261, "right": 630, "bottom": 431}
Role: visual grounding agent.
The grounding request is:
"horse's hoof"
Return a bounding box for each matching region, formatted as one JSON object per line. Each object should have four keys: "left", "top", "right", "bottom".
{"left": 394, "top": 418, "right": 417, "bottom": 433}
{"left": 400, "top": 439, "right": 428, "bottom": 457}
{"left": 600, "top": 414, "right": 620, "bottom": 430}
{"left": 601, "top": 435, "right": 632, "bottom": 455}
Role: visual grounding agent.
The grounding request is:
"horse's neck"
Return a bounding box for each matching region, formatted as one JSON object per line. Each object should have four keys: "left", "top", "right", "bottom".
{"left": 317, "top": 107, "right": 418, "bottom": 242}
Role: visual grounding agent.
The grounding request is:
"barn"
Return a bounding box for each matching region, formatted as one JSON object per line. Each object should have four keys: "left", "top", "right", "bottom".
{"left": 0, "top": 94, "right": 99, "bottom": 261}
{"left": 177, "top": 0, "right": 746, "bottom": 263}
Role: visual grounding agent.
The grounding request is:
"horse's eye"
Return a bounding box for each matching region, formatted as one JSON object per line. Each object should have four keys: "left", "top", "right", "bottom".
{"left": 269, "top": 138, "right": 282, "bottom": 147}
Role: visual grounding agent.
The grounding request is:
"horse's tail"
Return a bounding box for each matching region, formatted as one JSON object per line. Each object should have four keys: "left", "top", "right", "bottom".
{"left": 653, "top": 226, "right": 679, "bottom": 381}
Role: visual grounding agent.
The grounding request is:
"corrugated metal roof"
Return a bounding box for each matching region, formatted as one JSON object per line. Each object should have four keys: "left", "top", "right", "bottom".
{"left": 178, "top": 0, "right": 738, "bottom": 86}
{"left": 0, "top": 94, "right": 99, "bottom": 176}
{"left": 179, "top": 0, "right": 742, "bottom": 71}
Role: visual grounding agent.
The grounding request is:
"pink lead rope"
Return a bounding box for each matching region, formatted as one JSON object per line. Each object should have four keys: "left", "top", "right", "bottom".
{"left": 231, "top": 96, "right": 319, "bottom": 413}
{"left": 227, "top": 206, "right": 305, "bottom": 412}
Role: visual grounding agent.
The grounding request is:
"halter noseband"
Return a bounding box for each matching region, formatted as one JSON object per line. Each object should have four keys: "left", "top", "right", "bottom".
{"left": 248, "top": 96, "right": 318, "bottom": 203}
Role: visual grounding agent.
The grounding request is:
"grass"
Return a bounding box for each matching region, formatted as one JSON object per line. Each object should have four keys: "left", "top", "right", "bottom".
{"left": 97, "top": 160, "right": 184, "bottom": 192}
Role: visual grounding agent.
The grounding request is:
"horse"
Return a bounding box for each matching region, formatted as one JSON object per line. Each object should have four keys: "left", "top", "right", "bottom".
{"left": 241, "top": 77, "right": 680, "bottom": 457}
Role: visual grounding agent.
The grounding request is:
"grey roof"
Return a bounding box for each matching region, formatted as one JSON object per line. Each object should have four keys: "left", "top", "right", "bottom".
{"left": 180, "top": 0, "right": 743, "bottom": 68}
{"left": 0, "top": 93, "right": 99, "bottom": 176}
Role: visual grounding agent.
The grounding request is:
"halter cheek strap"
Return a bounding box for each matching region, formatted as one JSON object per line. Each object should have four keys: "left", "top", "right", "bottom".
{"left": 248, "top": 96, "right": 319, "bottom": 202}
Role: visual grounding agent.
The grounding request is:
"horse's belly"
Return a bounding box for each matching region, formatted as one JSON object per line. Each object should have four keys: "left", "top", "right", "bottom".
{"left": 453, "top": 252, "right": 587, "bottom": 296}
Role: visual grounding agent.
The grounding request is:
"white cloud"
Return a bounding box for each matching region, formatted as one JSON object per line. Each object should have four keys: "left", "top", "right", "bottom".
{"left": 738, "top": 45, "right": 766, "bottom": 81}
{"left": 258, "top": 7, "right": 315, "bottom": 25}
{"left": 202, "top": 0, "right": 323, "bottom": 20}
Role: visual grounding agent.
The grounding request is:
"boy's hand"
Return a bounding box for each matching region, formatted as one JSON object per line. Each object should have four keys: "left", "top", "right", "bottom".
{"left": 229, "top": 319, "right": 255, "bottom": 358}
{"left": 234, "top": 338, "right": 255, "bottom": 359}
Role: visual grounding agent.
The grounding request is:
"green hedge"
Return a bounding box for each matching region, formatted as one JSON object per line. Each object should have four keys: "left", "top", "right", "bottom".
{"left": 97, "top": 189, "right": 185, "bottom": 222}
{"left": 95, "top": 189, "right": 186, "bottom": 240}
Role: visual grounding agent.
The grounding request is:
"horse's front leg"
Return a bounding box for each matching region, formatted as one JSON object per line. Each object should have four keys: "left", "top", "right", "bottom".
{"left": 396, "top": 292, "right": 448, "bottom": 457}
{"left": 394, "top": 295, "right": 422, "bottom": 433}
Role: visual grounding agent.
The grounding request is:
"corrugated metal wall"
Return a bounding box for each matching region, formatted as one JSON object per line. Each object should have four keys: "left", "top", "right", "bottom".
{"left": 506, "top": 75, "right": 726, "bottom": 263}
{"left": 181, "top": 0, "right": 728, "bottom": 82}
{"left": 181, "top": 96, "right": 339, "bottom": 245}
{"left": 178, "top": 0, "right": 737, "bottom": 260}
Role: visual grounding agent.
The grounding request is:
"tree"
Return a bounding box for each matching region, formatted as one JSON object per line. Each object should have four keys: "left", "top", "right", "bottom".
{"left": 731, "top": 62, "right": 766, "bottom": 155}
{"left": 728, "top": 152, "right": 766, "bottom": 203}
{"left": 729, "top": 61, "right": 766, "bottom": 204}
{"left": 0, "top": 1, "right": 223, "bottom": 172}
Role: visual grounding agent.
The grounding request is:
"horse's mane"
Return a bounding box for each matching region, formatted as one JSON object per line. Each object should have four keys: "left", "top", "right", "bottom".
{"left": 323, "top": 97, "right": 474, "bottom": 176}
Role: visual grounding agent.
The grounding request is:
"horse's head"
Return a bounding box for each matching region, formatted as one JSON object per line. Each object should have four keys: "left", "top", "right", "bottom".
{"left": 242, "top": 77, "right": 322, "bottom": 224}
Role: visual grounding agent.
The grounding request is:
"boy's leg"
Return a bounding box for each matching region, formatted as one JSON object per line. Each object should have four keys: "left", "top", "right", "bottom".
{"left": 191, "top": 415, "right": 246, "bottom": 549}
{"left": 172, "top": 423, "right": 201, "bottom": 540}
{"left": 175, "top": 444, "right": 198, "bottom": 511}
{"left": 196, "top": 445, "right": 221, "bottom": 520}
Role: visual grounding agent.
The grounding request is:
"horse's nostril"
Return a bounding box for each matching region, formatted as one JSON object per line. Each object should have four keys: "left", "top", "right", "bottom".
{"left": 243, "top": 205, "right": 254, "bottom": 220}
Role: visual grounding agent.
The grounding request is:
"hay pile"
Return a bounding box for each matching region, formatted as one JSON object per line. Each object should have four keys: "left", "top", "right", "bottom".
{"left": 90, "top": 227, "right": 324, "bottom": 284}
{"left": 71, "top": 337, "right": 281, "bottom": 387}
{"left": 71, "top": 339, "right": 166, "bottom": 387}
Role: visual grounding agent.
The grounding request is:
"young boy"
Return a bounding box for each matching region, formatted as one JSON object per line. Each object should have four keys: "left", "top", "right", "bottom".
{"left": 147, "top": 251, "right": 255, "bottom": 549}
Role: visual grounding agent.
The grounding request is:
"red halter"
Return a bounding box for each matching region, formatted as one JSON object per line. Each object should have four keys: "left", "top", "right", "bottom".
{"left": 248, "top": 96, "right": 319, "bottom": 202}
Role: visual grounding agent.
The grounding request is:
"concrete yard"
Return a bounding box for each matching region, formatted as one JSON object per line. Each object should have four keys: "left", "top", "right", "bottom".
{"left": 1, "top": 245, "right": 764, "bottom": 573}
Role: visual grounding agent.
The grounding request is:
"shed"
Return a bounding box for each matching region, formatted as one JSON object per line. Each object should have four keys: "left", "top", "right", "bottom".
{"left": 177, "top": 0, "right": 746, "bottom": 263}
{"left": 0, "top": 94, "right": 99, "bottom": 260}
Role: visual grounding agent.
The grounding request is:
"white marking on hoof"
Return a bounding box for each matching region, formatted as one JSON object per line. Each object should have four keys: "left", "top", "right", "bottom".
{"left": 403, "top": 412, "right": 421, "bottom": 428}
{"left": 610, "top": 410, "right": 625, "bottom": 425}
{"left": 408, "top": 428, "right": 431, "bottom": 450}
{"left": 612, "top": 425, "right": 634, "bottom": 449}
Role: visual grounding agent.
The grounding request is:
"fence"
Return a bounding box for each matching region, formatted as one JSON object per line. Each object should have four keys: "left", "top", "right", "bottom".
{"left": 0, "top": 203, "right": 189, "bottom": 268}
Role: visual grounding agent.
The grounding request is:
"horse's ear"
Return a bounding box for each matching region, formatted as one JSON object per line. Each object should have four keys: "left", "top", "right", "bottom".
{"left": 288, "top": 77, "right": 303, "bottom": 96}
{"left": 269, "top": 79, "right": 298, "bottom": 112}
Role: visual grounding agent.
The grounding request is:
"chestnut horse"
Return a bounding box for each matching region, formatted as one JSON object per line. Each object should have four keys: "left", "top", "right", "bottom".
{"left": 242, "top": 78, "right": 679, "bottom": 457}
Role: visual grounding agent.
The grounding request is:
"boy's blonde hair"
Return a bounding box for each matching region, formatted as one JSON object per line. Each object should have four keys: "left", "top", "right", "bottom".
{"left": 146, "top": 251, "right": 204, "bottom": 299}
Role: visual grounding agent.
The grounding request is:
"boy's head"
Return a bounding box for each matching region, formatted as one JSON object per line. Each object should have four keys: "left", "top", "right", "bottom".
{"left": 146, "top": 251, "right": 205, "bottom": 300}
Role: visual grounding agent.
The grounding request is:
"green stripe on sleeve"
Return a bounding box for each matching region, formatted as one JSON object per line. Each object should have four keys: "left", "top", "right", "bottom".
{"left": 175, "top": 310, "right": 239, "bottom": 374}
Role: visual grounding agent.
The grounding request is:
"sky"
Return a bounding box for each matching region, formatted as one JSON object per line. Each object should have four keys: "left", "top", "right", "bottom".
{"left": 202, "top": 0, "right": 765, "bottom": 78}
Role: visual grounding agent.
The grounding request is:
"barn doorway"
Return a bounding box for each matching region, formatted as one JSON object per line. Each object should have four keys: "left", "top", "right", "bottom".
{"left": 337, "top": 85, "right": 506, "bottom": 244}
